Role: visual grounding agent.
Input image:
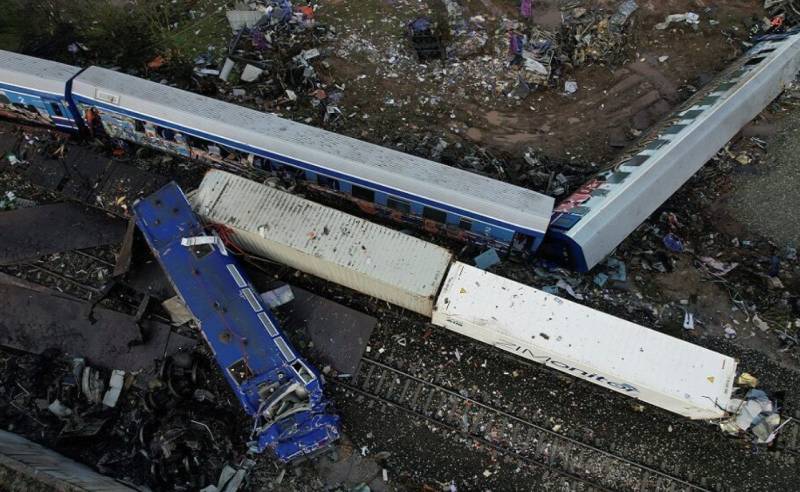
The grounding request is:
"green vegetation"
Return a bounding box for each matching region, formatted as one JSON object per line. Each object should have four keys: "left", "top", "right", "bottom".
{"left": 0, "top": 0, "right": 229, "bottom": 69}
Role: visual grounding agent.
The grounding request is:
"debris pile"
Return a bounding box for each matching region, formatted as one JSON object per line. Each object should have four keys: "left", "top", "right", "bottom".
{"left": 559, "top": 0, "right": 638, "bottom": 67}
{"left": 720, "top": 375, "right": 790, "bottom": 445}
{"left": 195, "top": 1, "right": 340, "bottom": 122}
{"left": 0, "top": 346, "right": 263, "bottom": 490}
{"left": 766, "top": 0, "right": 800, "bottom": 26}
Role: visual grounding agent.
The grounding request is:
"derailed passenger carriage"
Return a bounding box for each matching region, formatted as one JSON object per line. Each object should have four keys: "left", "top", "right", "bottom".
{"left": 132, "top": 183, "right": 340, "bottom": 463}
{"left": 0, "top": 51, "right": 82, "bottom": 132}
{"left": 544, "top": 29, "right": 800, "bottom": 271}
{"left": 68, "top": 66, "right": 554, "bottom": 256}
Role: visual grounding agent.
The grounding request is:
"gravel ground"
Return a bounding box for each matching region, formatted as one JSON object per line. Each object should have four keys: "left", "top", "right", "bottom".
{"left": 726, "top": 106, "right": 800, "bottom": 247}
{"left": 358, "top": 311, "right": 800, "bottom": 491}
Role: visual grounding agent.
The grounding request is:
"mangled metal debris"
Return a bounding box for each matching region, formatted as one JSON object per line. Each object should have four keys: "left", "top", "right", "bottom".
{"left": 720, "top": 387, "right": 791, "bottom": 444}
{"left": 133, "top": 182, "right": 340, "bottom": 462}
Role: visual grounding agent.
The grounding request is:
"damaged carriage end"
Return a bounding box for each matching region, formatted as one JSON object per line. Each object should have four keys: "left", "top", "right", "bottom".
{"left": 132, "top": 182, "right": 340, "bottom": 463}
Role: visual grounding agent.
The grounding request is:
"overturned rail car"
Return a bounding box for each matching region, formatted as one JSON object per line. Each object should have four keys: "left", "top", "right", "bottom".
{"left": 545, "top": 29, "right": 800, "bottom": 271}
{"left": 191, "top": 170, "right": 453, "bottom": 316}
{"left": 133, "top": 183, "right": 340, "bottom": 463}
{"left": 432, "top": 262, "right": 737, "bottom": 420}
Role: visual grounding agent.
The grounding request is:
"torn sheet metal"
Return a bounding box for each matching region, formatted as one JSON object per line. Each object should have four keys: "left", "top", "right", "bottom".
{"left": 721, "top": 388, "right": 786, "bottom": 444}
{"left": 0, "top": 282, "right": 195, "bottom": 371}
{"left": 2, "top": 143, "right": 168, "bottom": 216}
{"left": 0, "top": 203, "right": 126, "bottom": 265}
{"left": 102, "top": 370, "right": 126, "bottom": 408}
{"left": 281, "top": 287, "right": 377, "bottom": 375}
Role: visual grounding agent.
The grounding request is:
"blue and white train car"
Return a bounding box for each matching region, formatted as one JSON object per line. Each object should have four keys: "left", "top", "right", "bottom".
{"left": 133, "top": 182, "right": 340, "bottom": 463}
{"left": 0, "top": 51, "right": 82, "bottom": 132}
{"left": 545, "top": 30, "right": 800, "bottom": 271}
{"left": 68, "top": 66, "right": 554, "bottom": 256}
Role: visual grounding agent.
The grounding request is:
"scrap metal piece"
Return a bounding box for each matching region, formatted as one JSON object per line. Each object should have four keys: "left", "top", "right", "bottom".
{"left": 132, "top": 182, "right": 340, "bottom": 463}
{"left": 282, "top": 287, "right": 376, "bottom": 375}
{"left": 102, "top": 370, "right": 126, "bottom": 408}
{"left": 0, "top": 203, "right": 126, "bottom": 265}
{"left": 0, "top": 281, "right": 195, "bottom": 371}
{"left": 113, "top": 218, "right": 136, "bottom": 277}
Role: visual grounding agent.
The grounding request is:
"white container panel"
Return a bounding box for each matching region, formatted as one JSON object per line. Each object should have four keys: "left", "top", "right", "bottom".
{"left": 192, "top": 170, "right": 453, "bottom": 316}
{"left": 432, "top": 262, "right": 736, "bottom": 420}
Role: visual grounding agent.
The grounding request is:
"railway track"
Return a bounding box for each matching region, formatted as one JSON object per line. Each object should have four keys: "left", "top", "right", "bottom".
{"left": 336, "top": 357, "right": 708, "bottom": 492}
{"left": 0, "top": 247, "right": 153, "bottom": 317}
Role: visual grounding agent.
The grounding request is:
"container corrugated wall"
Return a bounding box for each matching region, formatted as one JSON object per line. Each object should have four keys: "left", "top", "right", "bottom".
{"left": 192, "top": 170, "right": 453, "bottom": 316}
{"left": 433, "top": 262, "right": 736, "bottom": 420}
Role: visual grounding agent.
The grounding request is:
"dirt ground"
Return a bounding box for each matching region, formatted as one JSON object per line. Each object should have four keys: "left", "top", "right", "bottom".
{"left": 318, "top": 0, "right": 765, "bottom": 165}
{"left": 725, "top": 105, "right": 800, "bottom": 247}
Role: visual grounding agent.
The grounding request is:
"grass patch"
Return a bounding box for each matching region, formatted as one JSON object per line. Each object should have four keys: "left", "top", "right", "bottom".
{"left": 0, "top": 0, "right": 230, "bottom": 69}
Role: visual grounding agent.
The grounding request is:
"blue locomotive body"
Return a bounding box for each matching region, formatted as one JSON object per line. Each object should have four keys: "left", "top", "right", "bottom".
{"left": 133, "top": 182, "right": 340, "bottom": 462}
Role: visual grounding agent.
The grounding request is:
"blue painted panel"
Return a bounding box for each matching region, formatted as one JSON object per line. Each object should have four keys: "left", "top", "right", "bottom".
{"left": 374, "top": 190, "right": 388, "bottom": 206}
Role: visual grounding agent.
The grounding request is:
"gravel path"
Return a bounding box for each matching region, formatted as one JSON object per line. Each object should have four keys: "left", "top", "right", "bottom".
{"left": 726, "top": 109, "right": 800, "bottom": 247}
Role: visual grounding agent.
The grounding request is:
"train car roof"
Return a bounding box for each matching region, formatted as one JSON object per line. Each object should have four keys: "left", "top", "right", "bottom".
{"left": 0, "top": 50, "right": 82, "bottom": 96}
{"left": 71, "top": 66, "right": 554, "bottom": 234}
{"left": 554, "top": 32, "right": 800, "bottom": 270}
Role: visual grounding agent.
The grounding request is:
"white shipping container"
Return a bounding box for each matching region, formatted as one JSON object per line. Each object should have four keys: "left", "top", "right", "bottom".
{"left": 432, "top": 262, "right": 737, "bottom": 420}
{"left": 192, "top": 170, "right": 453, "bottom": 316}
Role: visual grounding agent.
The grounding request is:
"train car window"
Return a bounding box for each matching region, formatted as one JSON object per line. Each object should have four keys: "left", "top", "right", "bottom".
{"left": 49, "top": 103, "right": 64, "bottom": 117}
{"left": 458, "top": 217, "right": 473, "bottom": 231}
{"left": 622, "top": 155, "right": 648, "bottom": 167}
{"left": 423, "top": 206, "right": 447, "bottom": 223}
{"left": 663, "top": 124, "right": 687, "bottom": 135}
{"left": 645, "top": 139, "right": 669, "bottom": 151}
{"left": 387, "top": 196, "right": 411, "bottom": 213}
{"left": 158, "top": 127, "right": 176, "bottom": 141}
{"left": 317, "top": 175, "right": 340, "bottom": 190}
{"left": 744, "top": 56, "right": 766, "bottom": 66}
{"left": 351, "top": 185, "right": 374, "bottom": 202}
{"left": 681, "top": 109, "right": 703, "bottom": 120}
{"left": 134, "top": 119, "right": 145, "bottom": 133}
{"left": 606, "top": 172, "right": 630, "bottom": 184}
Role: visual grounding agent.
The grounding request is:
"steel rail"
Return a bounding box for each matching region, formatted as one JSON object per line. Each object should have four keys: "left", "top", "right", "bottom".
{"left": 334, "top": 357, "right": 709, "bottom": 492}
